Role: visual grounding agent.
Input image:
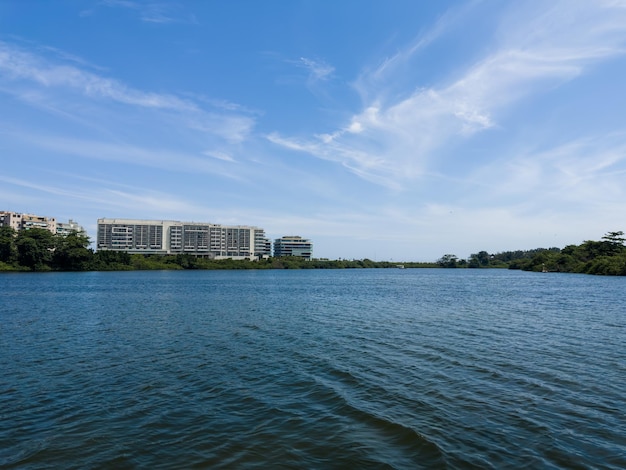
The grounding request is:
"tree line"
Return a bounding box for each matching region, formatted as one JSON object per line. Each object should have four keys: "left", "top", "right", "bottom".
{"left": 3, "top": 227, "right": 625, "bottom": 275}
{"left": 0, "top": 227, "right": 436, "bottom": 272}
{"left": 436, "top": 231, "right": 626, "bottom": 275}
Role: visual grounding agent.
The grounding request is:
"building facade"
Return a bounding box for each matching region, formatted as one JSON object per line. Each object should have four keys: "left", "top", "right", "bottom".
{"left": 273, "top": 235, "right": 313, "bottom": 260}
{"left": 0, "top": 211, "right": 85, "bottom": 235}
{"left": 56, "top": 220, "right": 86, "bottom": 236}
{"left": 255, "top": 229, "right": 273, "bottom": 258}
{"left": 97, "top": 218, "right": 272, "bottom": 259}
{"left": 0, "top": 211, "right": 24, "bottom": 231}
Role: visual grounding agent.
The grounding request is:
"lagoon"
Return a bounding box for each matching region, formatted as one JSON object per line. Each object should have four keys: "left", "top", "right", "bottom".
{"left": 1, "top": 269, "right": 625, "bottom": 468}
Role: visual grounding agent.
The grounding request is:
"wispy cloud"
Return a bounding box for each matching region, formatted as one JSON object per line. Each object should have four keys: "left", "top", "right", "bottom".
{"left": 203, "top": 150, "right": 236, "bottom": 163}
{"left": 0, "top": 174, "right": 208, "bottom": 216}
{"left": 4, "top": 131, "right": 248, "bottom": 181}
{"left": 353, "top": 1, "right": 478, "bottom": 102}
{"left": 298, "top": 57, "right": 334, "bottom": 82}
{"left": 474, "top": 134, "right": 626, "bottom": 207}
{"left": 270, "top": 1, "right": 626, "bottom": 187}
{"left": 0, "top": 40, "right": 255, "bottom": 143}
{"left": 0, "top": 41, "right": 194, "bottom": 110}
{"left": 99, "top": 0, "right": 194, "bottom": 24}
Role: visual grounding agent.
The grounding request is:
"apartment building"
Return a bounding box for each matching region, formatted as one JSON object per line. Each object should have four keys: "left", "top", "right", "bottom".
{"left": 0, "top": 211, "right": 24, "bottom": 231}
{"left": 273, "top": 235, "right": 313, "bottom": 260}
{"left": 0, "top": 211, "right": 85, "bottom": 235}
{"left": 255, "top": 229, "right": 273, "bottom": 258}
{"left": 56, "top": 220, "right": 86, "bottom": 236}
{"left": 97, "top": 218, "right": 272, "bottom": 259}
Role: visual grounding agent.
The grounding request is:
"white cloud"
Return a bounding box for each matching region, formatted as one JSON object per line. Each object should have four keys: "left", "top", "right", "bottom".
{"left": 279, "top": 56, "right": 336, "bottom": 97}
{"left": 460, "top": 133, "right": 626, "bottom": 221}
{"left": 352, "top": 1, "right": 476, "bottom": 102}
{"left": 270, "top": 2, "right": 626, "bottom": 187}
{"left": 0, "top": 42, "right": 191, "bottom": 109}
{"left": 99, "top": 0, "right": 194, "bottom": 24}
{"left": 2, "top": 129, "right": 248, "bottom": 181}
{"left": 0, "top": 41, "right": 255, "bottom": 143}
{"left": 203, "top": 150, "right": 236, "bottom": 163}
{"left": 0, "top": 173, "right": 211, "bottom": 219}
{"left": 299, "top": 57, "right": 334, "bottom": 82}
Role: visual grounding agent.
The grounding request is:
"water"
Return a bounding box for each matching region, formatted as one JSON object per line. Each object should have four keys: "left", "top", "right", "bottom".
{"left": 1, "top": 269, "right": 625, "bottom": 469}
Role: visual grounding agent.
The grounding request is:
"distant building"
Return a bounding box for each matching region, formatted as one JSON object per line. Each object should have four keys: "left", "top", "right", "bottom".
{"left": 273, "top": 235, "right": 313, "bottom": 260}
{"left": 0, "top": 211, "right": 24, "bottom": 231}
{"left": 254, "top": 228, "right": 273, "bottom": 259}
{"left": 21, "top": 213, "right": 56, "bottom": 232}
{"left": 0, "top": 211, "right": 84, "bottom": 236}
{"left": 56, "top": 219, "right": 86, "bottom": 236}
{"left": 97, "top": 218, "right": 271, "bottom": 260}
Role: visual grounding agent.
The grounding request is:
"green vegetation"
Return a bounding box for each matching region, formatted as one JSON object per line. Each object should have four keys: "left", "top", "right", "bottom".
{"left": 436, "top": 231, "right": 626, "bottom": 276}
{"left": 3, "top": 227, "right": 625, "bottom": 275}
{"left": 1, "top": 227, "right": 92, "bottom": 272}
{"left": 0, "top": 227, "right": 436, "bottom": 272}
{"left": 508, "top": 231, "right": 626, "bottom": 275}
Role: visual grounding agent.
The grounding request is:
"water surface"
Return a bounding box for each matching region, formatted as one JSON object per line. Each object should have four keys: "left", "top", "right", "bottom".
{"left": 1, "top": 269, "right": 625, "bottom": 468}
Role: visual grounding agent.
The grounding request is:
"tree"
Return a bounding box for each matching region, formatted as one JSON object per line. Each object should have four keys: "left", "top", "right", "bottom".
{"left": 601, "top": 231, "right": 625, "bottom": 256}
{"left": 468, "top": 250, "right": 490, "bottom": 268}
{"left": 15, "top": 228, "right": 54, "bottom": 270}
{"left": 52, "top": 231, "right": 93, "bottom": 271}
{"left": 92, "top": 250, "right": 132, "bottom": 270}
{"left": 602, "top": 231, "right": 625, "bottom": 245}
{"left": 437, "top": 254, "right": 458, "bottom": 268}
{"left": 0, "top": 226, "right": 17, "bottom": 263}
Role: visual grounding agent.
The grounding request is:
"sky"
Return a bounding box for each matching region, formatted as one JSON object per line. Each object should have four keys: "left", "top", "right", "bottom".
{"left": 2, "top": 1, "right": 626, "bottom": 261}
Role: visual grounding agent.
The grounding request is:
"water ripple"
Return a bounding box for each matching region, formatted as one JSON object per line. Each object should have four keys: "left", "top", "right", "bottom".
{"left": 1, "top": 269, "right": 625, "bottom": 468}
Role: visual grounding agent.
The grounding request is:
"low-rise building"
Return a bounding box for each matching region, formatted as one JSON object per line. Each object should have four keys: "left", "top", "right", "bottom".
{"left": 22, "top": 213, "right": 57, "bottom": 232}
{"left": 0, "top": 211, "right": 24, "bottom": 231}
{"left": 56, "top": 219, "right": 86, "bottom": 236}
{"left": 273, "top": 235, "right": 313, "bottom": 260}
{"left": 0, "top": 211, "right": 85, "bottom": 236}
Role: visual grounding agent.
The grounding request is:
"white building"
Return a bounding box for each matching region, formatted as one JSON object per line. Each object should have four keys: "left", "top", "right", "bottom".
{"left": 97, "top": 218, "right": 271, "bottom": 260}
{"left": 273, "top": 235, "right": 313, "bottom": 260}
{"left": 56, "top": 219, "right": 86, "bottom": 236}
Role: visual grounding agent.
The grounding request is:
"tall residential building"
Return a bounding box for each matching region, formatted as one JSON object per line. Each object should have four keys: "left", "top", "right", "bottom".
{"left": 0, "top": 211, "right": 85, "bottom": 235}
{"left": 273, "top": 236, "right": 313, "bottom": 260}
{"left": 97, "top": 218, "right": 271, "bottom": 260}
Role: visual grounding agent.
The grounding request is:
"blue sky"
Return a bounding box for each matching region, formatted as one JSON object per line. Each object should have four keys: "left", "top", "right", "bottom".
{"left": 2, "top": 1, "right": 626, "bottom": 261}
